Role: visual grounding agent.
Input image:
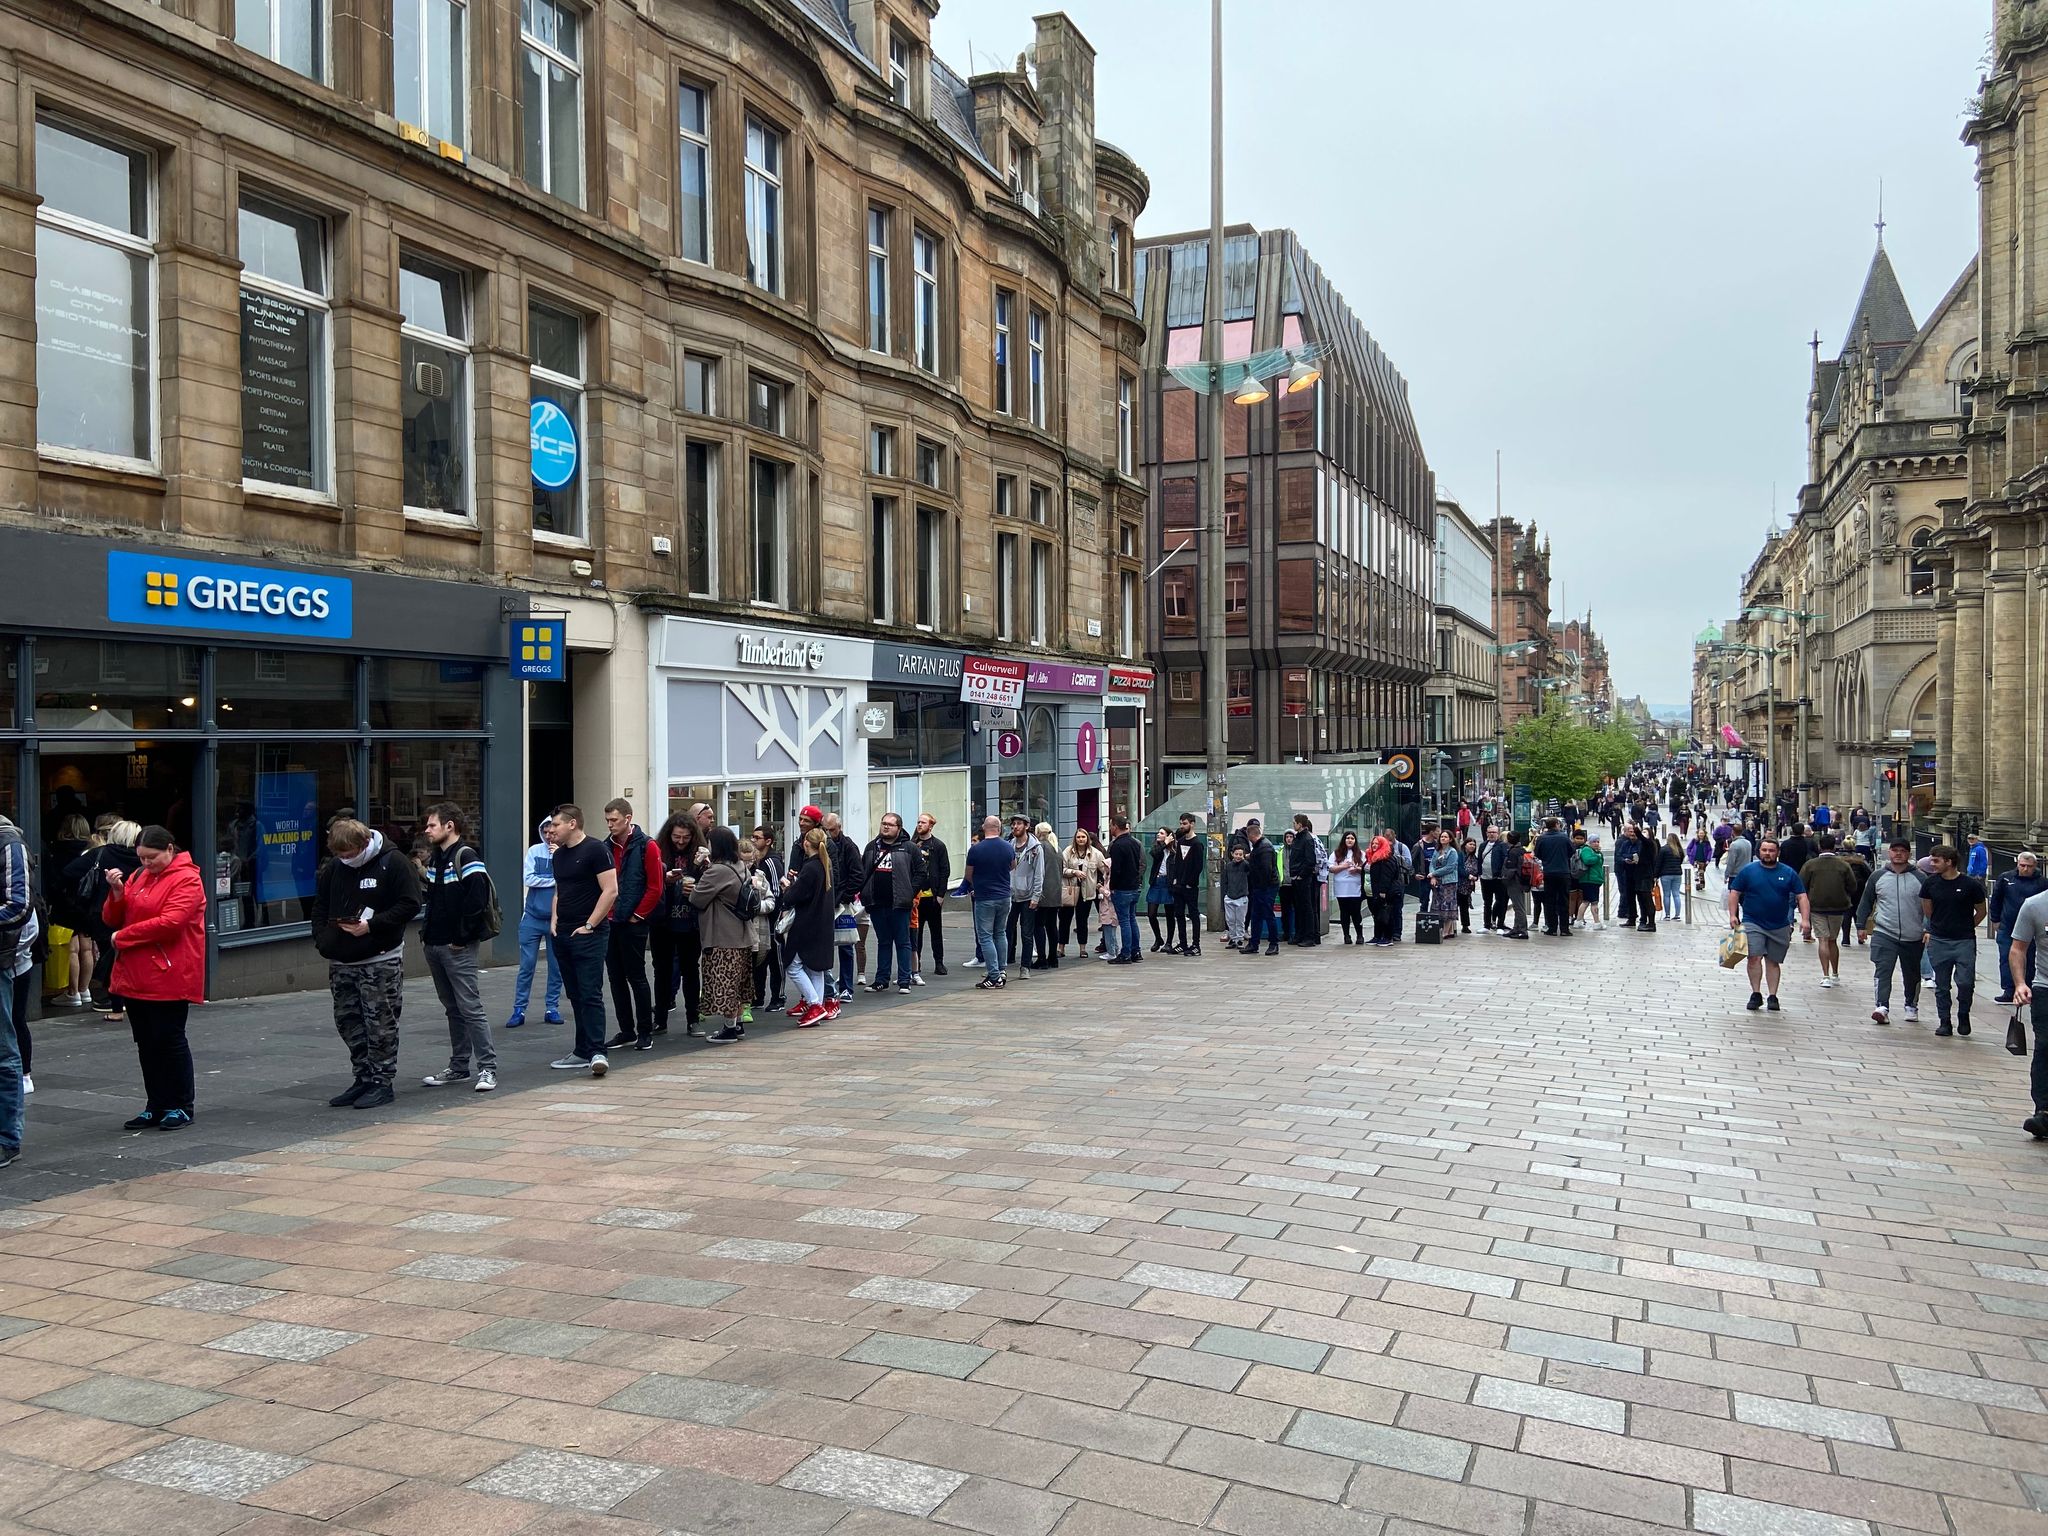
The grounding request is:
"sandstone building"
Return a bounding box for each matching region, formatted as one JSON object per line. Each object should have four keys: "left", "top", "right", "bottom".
{"left": 1, "top": 0, "right": 1147, "bottom": 993}
{"left": 1426, "top": 494, "right": 1499, "bottom": 805}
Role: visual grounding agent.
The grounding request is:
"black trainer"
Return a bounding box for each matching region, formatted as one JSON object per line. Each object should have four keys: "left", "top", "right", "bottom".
{"left": 328, "top": 1080, "right": 372, "bottom": 1108}
{"left": 2026, "top": 1115, "right": 2048, "bottom": 1140}
{"left": 1765, "top": 995, "right": 1780, "bottom": 1012}
{"left": 1746, "top": 991, "right": 1764, "bottom": 1011}
{"left": 353, "top": 1084, "right": 395, "bottom": 1108}
{"left": 1959, "top": 1017, "right": 1972, "bottom": 1036}
{"left": 934, "top": 963, "right": 948, "bottom": 977}
{"left": 604, "top": 1032, "right": 635, "bottom": 1051}
{"left": 123, "top": 1110, "right": 160, "bottom": 1129}
{"left": 708, "top": 1023, "right": 745, "bottom": 1044}
{"left": 635, "top": 1036, "right": 655, "bottom": 1051}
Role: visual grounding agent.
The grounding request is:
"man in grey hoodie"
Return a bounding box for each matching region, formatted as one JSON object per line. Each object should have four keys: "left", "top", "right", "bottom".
{"left": 1855, "top": 836, "right": 1928, "bottom": 1026}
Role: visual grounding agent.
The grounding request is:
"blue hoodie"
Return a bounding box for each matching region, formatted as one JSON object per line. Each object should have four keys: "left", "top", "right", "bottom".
{"left": 522, "top": 824, "right": 555, "bottom": 922}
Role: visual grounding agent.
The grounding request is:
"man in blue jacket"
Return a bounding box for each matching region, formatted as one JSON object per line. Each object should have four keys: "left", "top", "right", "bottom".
{"left": 509, "top": 817, "right": 564, "bottom": 1029}
{"left": 1990, "top": 850, "right": 2045, "bottom": 1003}
{"left": 1240, "top": 819, "right": 1281, "bottom": 957}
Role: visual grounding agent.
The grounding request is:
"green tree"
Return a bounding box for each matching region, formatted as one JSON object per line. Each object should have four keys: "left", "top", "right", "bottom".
{"left": 1591, "top": 719, "right": 1642, "bottom": 783}
{"left": 1506, "top": 703, "right": 1605, "bottom": 803}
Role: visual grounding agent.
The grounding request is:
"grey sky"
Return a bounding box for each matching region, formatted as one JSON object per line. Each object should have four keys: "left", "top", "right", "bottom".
{"left": 933, "top": 0, "right": 1985, "bottom": 712}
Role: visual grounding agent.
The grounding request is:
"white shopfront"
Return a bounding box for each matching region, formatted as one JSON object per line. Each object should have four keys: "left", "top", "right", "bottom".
{"left": 651, "top": 616, "right": 874, "bottom": 848}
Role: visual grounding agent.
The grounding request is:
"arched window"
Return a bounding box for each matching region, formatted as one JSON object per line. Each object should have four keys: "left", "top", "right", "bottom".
{"left": 1906, "top": 527, "right": 1934, "bottom": 598}
{"left": 1948, "top": 346, "right": 1979, "bottom": 417}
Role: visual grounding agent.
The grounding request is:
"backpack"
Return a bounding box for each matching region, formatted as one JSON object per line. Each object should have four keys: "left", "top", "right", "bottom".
{"left": 452, "top": 846, "right": 503, "bottom": 940}
{"left": 1313, "top": 836, "right": 1331, "bottom": 884}
{"left": 730, "top": 871, "right": 765, "bottom": 922}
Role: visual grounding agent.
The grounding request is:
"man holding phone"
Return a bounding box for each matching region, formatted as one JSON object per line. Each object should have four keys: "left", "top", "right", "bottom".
{"left": 312, "top": 817, "right": 422, "bottom": 1109}
{"left": 548, "top": 804, "right": 619, "bottom": 1077}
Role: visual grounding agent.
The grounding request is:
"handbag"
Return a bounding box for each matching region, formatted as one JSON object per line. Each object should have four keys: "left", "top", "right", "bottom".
{"left": 1414, "top": 912, "right": 1443, "bottom": 945}
{"left": 2008, "top": 1007, "right": 2029, "bottom": 1057}
{"left": 1651, "top": 883, "right": 1664, "bottom": 913}
{"left": 1718, "top": 928, "right": 1749, "bottom": 969}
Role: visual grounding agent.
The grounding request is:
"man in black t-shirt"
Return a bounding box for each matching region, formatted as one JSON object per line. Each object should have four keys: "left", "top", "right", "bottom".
{"left": 547, "top": 804, "right": 619, "bottom": 1073}
{"left": 1920, "top": 845, "right": 1987, "bottom": 1037}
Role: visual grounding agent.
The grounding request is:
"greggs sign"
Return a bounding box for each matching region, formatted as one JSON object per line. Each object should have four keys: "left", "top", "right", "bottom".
{"left": 107, "top": 551, "right": 354, "bottom": 639}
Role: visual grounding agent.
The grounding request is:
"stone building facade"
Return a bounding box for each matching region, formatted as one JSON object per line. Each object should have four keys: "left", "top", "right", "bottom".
{"left": 1, "top": 0, "right": 1147, "bottom": 993}
{"left": 1135, "top": 225, "right": 1436, "bottom": 787}
{"left": 1548, "top": 614, "right": 1613, "bottom": 722}
{"left": 1484, "top": 517, "right": 1553, "bottom": 729}
{"left": 1426, "top": 494, "right": 1498, "bottom": 804}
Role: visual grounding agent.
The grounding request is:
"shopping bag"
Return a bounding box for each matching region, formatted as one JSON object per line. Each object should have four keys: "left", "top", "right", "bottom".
{"left": 1652, "top": 883, "right": 1664, "bottom": 913}
{"left": 1717, "top": 928, "right": 1748, "bottom": 969}
{"left": 1414, "top": 912, "right": 1443, "bottom": 945}
{"left": 2008, "top": 1008, "right": 2029, "bottom": 1057}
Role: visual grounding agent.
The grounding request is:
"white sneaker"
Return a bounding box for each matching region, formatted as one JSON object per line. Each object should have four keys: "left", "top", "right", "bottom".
{"left": 590, "top": 1052, "right": 609, "bottom": 1078}
{"left": 1903, "top": 1005, "right": 1919, "bottom": 1023}
{"left": 1818, "top": 977, "right": 1833, "bottom": 989}
{"left": 911, "top": 974, "right": 927, "bottom": 986}
{"left": 1871, "top": 1005, "right": 1889, "bottom": 1025}
{"left": 20, "top": 1075, "right": 30, "bottom": 1095}
{"left": 474, "top": 1069, "right": 496, "bottom": 1092}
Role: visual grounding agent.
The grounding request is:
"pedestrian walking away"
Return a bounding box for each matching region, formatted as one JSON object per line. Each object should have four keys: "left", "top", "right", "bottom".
{"left": 1856, "top": 836, "right": 1928, "bottom": 1026}
{"left": 1725, "top": 836, "right": 1810, "bottom": 1012}
{"left": 313, "top": 817, "right": 422, "bottom": 1108}
{"left": 419, "top": 804, "right": 501, "bottom": 1090}
{"left": 546, "top": 804, "right": 618, "bottom": 1074}
{"left": 1920, "top": 845, "right": 1987, "bottom": 1037}
{"left": 509, "top": 818, "right": 565, "bottom": 1029}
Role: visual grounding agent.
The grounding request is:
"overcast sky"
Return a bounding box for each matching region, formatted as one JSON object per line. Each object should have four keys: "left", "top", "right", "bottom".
{"left": 933, "top": 0, "right": 1987, "bottom": 713}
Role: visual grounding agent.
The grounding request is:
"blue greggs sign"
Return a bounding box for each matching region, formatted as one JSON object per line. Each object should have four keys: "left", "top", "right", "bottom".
{"left": 107, "top": 551, "right": 354, "bottom": 639}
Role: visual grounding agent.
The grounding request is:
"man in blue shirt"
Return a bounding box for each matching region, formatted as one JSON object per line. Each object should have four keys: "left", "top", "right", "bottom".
{"left": 509, "top": 817, "right": 564, "bottom": 1029}
{"left": 1726, "top": 837, "right": 1810, "bottom": 1014}
{"left": 1966, "top": 832, "right": 1991, "bottom": 881}
{"left": 964, "top": 816, "right": 1017, "bottom": 989}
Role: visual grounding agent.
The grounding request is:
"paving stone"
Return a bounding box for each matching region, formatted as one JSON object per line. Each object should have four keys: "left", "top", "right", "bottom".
{"left": 149, "top": 1281, "right": 284, "bottom": 1313}
{"left": 33, "top": 1375, "right": 225, "bottom": 1426}
{"left": 148, "top": 1254, "right": 288, "bottom": 1285}
{"left": 1192, "top": 1324, "right": 1329, "bottom": 1372}
{"left": 422, "top": 1178, "right": 530, "bottom": 1197}
{"left": 850, "top": 1276, "right": 980, "bottom": 1310}
{"left": 1474, "top": 1376, "right": 1627, "bottom": 1432}
{"left": 1693, "top": 1491, "right": 1873, "bottom": 1536}
{"left": 780, "top": 1445, "right": 968, "bottom": 1516}
{"left": 615, "top": 1465, "right": 848, "bottom": 1533}
{"left": 992, "top": 1208, "right": 1108, "bottom": 1234}
{"left": 1670, "top": 1250, "right": 1821, "bottom": 1285}
{"left": 465, "top": 1446, "right": 660, "bottom": 1511}
{"left": 0, "top": 1314, "right": 45, "bottom": 1341}
{"left": 1122, "top": 1263, "right": 1248, "bottom": 1299}
{"left": 890, "top": 1144, "right": 970, "bottom": 1159}
{"left": 1366, "top": 1258, "right": 1517, "bottom": 1298}
{"left": 1507, "top": 1327, "right": 1644, "bottom": 1373}
{"left": 1733, "top": 1393, "right": 1895, "bottom": 1446}
{"left": 843, "top": 1333, "right": 995, "bottom": 1378}
{"left": 1893, "top": 1365, "right": 2044, "bottom": 1411}
{"left": 949, "top": 1174, "right": 1034, "bottom": 1191}
{"left": 398, "top": 1212, "right": 511, "bottom": 1233}
{"left": 1643, "top": 1303, "right": 1797, "bottom": 1346}
{"left": 608, "top": 1275, "right": 741, "bottom": 1308}
{"left": 206, "top": 1323, "right": 367, "bottom": 1363}
{"left": 1022, "top": 1143, "right": 1121, "bottom": 1159}
{"left": 1282, "top": 1411, "right": 1472, "bottom": 1480}
{"left": 704, "top": 1238, "right": 818, "bottom": 1264}
{"left": 933, "top": 1476, "right": 1073, "bottom": 1536}
{"left": 105, "top": 1435, "right": 307, "bottom": 1499}
{"left": 456, "top": 1318, "right": 608, "bottom": 1357}
{"left": 394, "top": 1254, "right": 520, "bottom": 1282}
{"left": 603, "top": 1374, "right": 772, "bottom": 1425}
{"left": 591, "top": 1207, "right": 695, "bottom": 1229}
{"left": 800, "top": 1207, "right": 921, "bottom": 1231}
{"left": 195, "top": 1210, "right": 312, "bottom": 1234}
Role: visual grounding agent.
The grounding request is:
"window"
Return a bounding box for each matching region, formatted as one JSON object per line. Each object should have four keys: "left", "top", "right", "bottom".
{"left": 1008, "top": 134, "right": 1038, "bottom": 214}
{"left": 1120, "top": 524, "right": 1135, "bottom": 558}
{"left": 35, "top": 117, "right": 153, "bottom": 464}
{"left": 1117, "top": 373, "right": 1134, "bottom": 475}
{"left": 1907, "top": 527, "right": 1935, "bottom": 597}
{"left": 1028, "top": 484, "right": 1050, "bottom": 525}
{"left": 216, "top": 740, "right": 358, "bottom": 932}
{"left": 678, "top": 81, "right": 712, "bottom": 262}
{"left": 869, "top": 496, "right": 895, "bottom": 622}
{"left": 1225, "top": 472, "right": 1247, "bottom": 543}
{"left": 1119, "top": 570, "right": 1136, "bottom": 659}
{"left": 529, "top": 299, "right": 585, "bottom": 538}
{"left": 744, "top": 116, "right": 784, "bottom": 295}
{"left": 870, "top": 425, "right": 896, "bottom": 476}
{"left": 399, "top": 253, "right": 470, "bottom": 516}
{"left": 685, "top": 441, "right": 716, "bottom": 597}
{"left": 916, "top": 439, "right": 943, "bottom": 489}
{"left": 238, "top": 195, "right": 328, "bottom": 493}
{"left": 1168, "top": 669, "right": 1199, "bottom": 716}
{"left": 237, "top": 0, "right": 321, "bottom": 78}
{"left": 1163, "top": 567, "right": 1193, "bottom": 637}
{"left": 1228, "top": 667, "right": 1251, "bottom": 712}
{"left": 518, "top": 0, "right": 582, "bottom": 204}
{"left": 1225, "top": 563, "right": 1247, "bottom": 619}
{"left": 394, "top": 0, "right": 466, "bottom": 146}
{"left": 995, "top": 474, "right": 1016, "bottom": 520}
{"left": 888, "top": 28, "right": 913, "bottom": 107}
{"left": 1027, "top": 306, "right": 1047, "bottom": 426}
{"left": 993, "top": 289, "right": 1014, "bottom": 414}
{"left": 1283, "top": 668, "right": 1309, "bottom": 717}
{"left": 916, "top": 507, "right": 941, "bottom": 629}
{"left": 683, "top": 352, "right": 717, "bottom": 414}
{"left": 748, "top": 372, "right": 787, "bottom": 434}
{"left": 865, "top": 207, "right": 890, "bottom": 352}
{"left": 996, "top": 533, "right": 1018, "bottom": 640}
{"left": 1108, "top": 221, "right": 1124, "bottom": 291}
{"left": 749, "top": 456, "right": 788, "bottom": 605}
{"left": 912, "top": 228, "right": 940, "bottom": 373}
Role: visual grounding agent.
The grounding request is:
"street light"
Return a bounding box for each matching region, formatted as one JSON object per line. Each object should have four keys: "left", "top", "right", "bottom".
{"left": 1706, "top": 635, "right": 1786, "bottom": 801}
{"left": 1484, "top": 639, "right": 1542, "bottom": 804}
{"left": 1741, "top": 604, "right": 1823, "bottom": 800}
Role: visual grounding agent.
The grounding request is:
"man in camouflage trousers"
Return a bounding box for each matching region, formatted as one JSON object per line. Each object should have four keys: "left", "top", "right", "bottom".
{"left": 311, "top": 817, "right": 421, "bottom": 1110}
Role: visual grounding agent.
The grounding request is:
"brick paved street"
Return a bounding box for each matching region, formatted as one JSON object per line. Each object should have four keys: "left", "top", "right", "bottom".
{"left": 2, "top": 911, "right": 2046, "bottom": 1536}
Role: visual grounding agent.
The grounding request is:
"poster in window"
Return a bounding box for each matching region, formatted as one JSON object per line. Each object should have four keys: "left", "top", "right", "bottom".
{"left": 240, "top": 290, "right": 320, "bottom": 488}
{"left": 254, "top": 769, "right": 320, "bottom": 905}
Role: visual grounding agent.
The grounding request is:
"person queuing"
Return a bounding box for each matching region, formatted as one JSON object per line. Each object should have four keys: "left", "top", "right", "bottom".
{"left": 747, "top": 827, "right": 788, "bottom": 1012}
{"left": 911, "top": 812, "right": 951, "bottom": 978}
{"left": 1006, "top": 816, "right": 1043, "bottom": 974}
{"left": 546, "top": 804, "right": 618, "bottom": 1075}
{"left": 102, "top": 827, "right": 206, "bottom": 1132}
{"left": 1029, "top": 822, "right": 1064, "bottom": 968}
{"left": 1169, "top": 814, "right": 1208, "bottom": 955}
{"left": 1144, "top": 827, "right": 1174, "bottom": 953}
{"left": 1106, "top": 815, "right": 1145, "bottom": 965}
{"left": 1478, "top": 826, "right": 1511, "bottom": 933}
{"left": 1990, "top": 851, "right": 2044, "bottom": 1005}
{"left": 776, "top": 826, "right": 841, "bottom": 1027}
{"left": 1329, "top": 832, "right": 1366, "bottom": 944}
{"left": 1237, "top": 819, "right": 1282, "bottom": 955}
{"left": 602, "top": 799, "right": 663, "bottom": 1055}
{"left": 651, "top": 810, "right": 705, "bottom": 1036}
{"left": 968, "top": 816, "right": 1019, "bottom": 985}
{"left": 314, "top": 817, "right": 422, "bottom": 1108}
{"left": 0, "top": 814, "right": 27, "bottom": 1169}
{"left": 509, "top": 818, "right": 564, "bottom": 1030}
{"left": 823, "top": 813, "right": 865, "bottom": 1003}
{"left": 688, "top": 826, "right": 754, "bottom": 1044}
{"left": 1533, "top": 818, "right": 1576, "bottom": 938}
{"left": 1062, "top": 829, "right": 1107, "bottom": 959}
{"left": 419, "top": 803, "right": 500, "bottom": 1089}
{"left": 861, "top": 811, "right": 925, "bottom": 992}
{"left": 2007, "top": 888, "right": 2048, "bottom": 1140}
{"left": 1289, "top": 815, "right": 1324, "bottom": 946}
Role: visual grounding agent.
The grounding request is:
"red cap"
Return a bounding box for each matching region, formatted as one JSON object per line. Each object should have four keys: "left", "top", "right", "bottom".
{"left": 800, "top": 805, "right": 825, "bottom": 823}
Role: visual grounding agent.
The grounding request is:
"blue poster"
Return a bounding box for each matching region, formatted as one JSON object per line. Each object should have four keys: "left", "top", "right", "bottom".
{"left": 254, "top": 770, "right": 319, "bottom": 905}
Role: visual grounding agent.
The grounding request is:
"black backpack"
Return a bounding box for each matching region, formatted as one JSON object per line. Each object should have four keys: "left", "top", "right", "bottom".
{"left": 730, "top": 870, "right": 764, "bottom": 922}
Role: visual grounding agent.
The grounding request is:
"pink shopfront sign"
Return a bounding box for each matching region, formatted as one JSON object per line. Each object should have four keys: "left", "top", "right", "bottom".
{"left": 1024, "top": 662, "right": 1105, "bottom": 696}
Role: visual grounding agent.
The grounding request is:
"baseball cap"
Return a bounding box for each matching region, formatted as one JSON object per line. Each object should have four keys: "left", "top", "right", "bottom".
{"left": 800, "top": 805, "right": 824, "bottom": 823}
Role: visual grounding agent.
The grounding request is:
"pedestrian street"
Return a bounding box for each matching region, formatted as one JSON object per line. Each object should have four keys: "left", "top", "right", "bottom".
{"left": 0, "top": 914, "right": 2044, "bottom": 1536}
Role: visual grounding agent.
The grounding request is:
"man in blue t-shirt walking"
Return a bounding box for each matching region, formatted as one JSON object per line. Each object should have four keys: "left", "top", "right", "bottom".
{"left": 1725, "top": 836, "right": 1811, "bottom": 1014}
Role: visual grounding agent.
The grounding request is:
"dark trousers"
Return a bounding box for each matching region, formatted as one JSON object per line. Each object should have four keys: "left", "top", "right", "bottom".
{"left": 1457, "top": 891, "right": 1473, "bottom": 932}
{"left": 1034, "top": 906, "right": 1060, "bottom": 965}
{"left": 1277, "top": 885, "right": 1295, "bottom": 941}
{"left": 915, "top": 896, "right": 946, "bottom": 966}
{"left": 558, "top": 927, "right": 609, "bottom": 1059}
{"left": 754, "top": 944, "right": 784, "bottom": 1007}
{"left": 2032, "top": 992, "right": 2048, "bottom": 1113}
{"left": 127, "top": 998, "right": 194, "bottom": 1116}
{"left": 1634, "top": 885, "right": 1657, "bottom": 928}
{"left": 1147, "top": 903, "right": 1167, "bottom": 947}
{"left": 1058, "top": 900, "right": 1091, "bottom": 950}
{"left": 1008, "top": 903, "right": 1034, "bottom": 966}
{"left": 1542, "top": 881, "right": 1572, "bottom": 934}
{"left": 1167, "top": 899, "right": 1195, "bottom": 949}
{"left": 9, "top": 968, "right": 28, "bottom": 1077}
{"left": 1480, "top": 878, "right": 1506, "bottom": 929}
{"left": 1245, "top": 889, "right": 1280, "bottom": 950}
{"left": 1292, "top": 881, "right": 1321, "bottom": 944}
{"left": 871, "top": 905, "right": 912, "bottom": 986}
{"left": 1999, "top": 933, "right": 2036, "bottom": 997}
{"left": 1337, "top": 894, "right": 1365, "bottom": 942}
{"left": 605, "top": 922, "right": 653, "bottom": 1041}
{"left": 651, "top": 924, "right": 701, "bottom": 1027}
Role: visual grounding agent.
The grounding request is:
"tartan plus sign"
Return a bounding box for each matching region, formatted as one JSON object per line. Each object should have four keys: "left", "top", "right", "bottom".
{"left": 0, "top": 916, "right": 2044, "bottom": 1536}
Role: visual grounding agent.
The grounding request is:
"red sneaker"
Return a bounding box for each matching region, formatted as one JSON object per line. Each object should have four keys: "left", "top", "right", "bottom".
{"left": 798, "top": 1003, "right": 828, "bottom": 1028}
{"left": 823, "top": 998, "right": 842, "bottom": 1021}
{"left": 785, "top": 1002, "right": 807, "bottom": 1017}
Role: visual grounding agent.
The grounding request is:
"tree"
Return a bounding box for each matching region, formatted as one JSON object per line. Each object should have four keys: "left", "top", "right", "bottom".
{"left": 1506, "top": 703, "right": 1605, "bottom": 803}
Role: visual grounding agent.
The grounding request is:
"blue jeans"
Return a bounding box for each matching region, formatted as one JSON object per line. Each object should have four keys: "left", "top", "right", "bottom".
{"left": 1998, "top": 930, "right": 2036, "bottom": 997}
{"left": 1245, "top": 889, "right": 1280, "bottom": 949}
{"left": 513, "top": 910, "right": 562, "bottom": 1020}
{"left": 558, "top": 927, "right": 610, "bottom": 1060}
{"left": 0, "top": 960, "right": 20, "bottom": 1154}
{"left": 871, "top": 906, "right": 912, "bottom": 987}
{"left": 974, "top": 897, "right": 1013, "bottom": 981}
{"left": 1113, "top": 888, "right": 1141, "bottom": 959}
{"left": 1659, "top": 874, "right": 1683, "bottom": 921}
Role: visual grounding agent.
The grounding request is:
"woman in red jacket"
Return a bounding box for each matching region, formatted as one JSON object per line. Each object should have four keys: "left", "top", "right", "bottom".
{"left": 102, "top": 825, "right": 206, "bottom": 1130}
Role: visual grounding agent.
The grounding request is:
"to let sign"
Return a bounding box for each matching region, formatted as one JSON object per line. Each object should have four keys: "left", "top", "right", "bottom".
{"left": 961, "top": 655, "right": 1027, "bottom": 710}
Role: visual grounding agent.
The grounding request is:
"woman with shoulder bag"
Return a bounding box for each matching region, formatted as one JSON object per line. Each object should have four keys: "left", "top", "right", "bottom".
{"left": 1060, "top": 829, "right": 1107, "bottom": 957}
{"left": 747, "top": 827, "right": 786, "bottom": 1016}
{"left": 777, "top": 828, "right": 840, "bottom": 1027}
{"left": 688, "top": 827, "right": 754, "bottom": 1045}
{"left": 101, "top": 826, "right": 206, "bottom": 1130}
{"left": 651, "top": 812, "right": 702, "bottom": 1036}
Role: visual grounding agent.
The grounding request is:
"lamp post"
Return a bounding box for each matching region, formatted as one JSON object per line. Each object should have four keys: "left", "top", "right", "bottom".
{"left": 1706, "top": 637, "right": 1782, "bottom": 804}
{"left": 1485, "top": 639, "right": 1540, "bottom": 806}
{"left": 1742, "top": 605, "right": 1823, "bottom": 807}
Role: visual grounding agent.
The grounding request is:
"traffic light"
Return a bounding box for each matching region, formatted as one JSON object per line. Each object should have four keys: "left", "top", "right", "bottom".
{"left": 1883, "top": 766, "right": 1898, "bottom": 785}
